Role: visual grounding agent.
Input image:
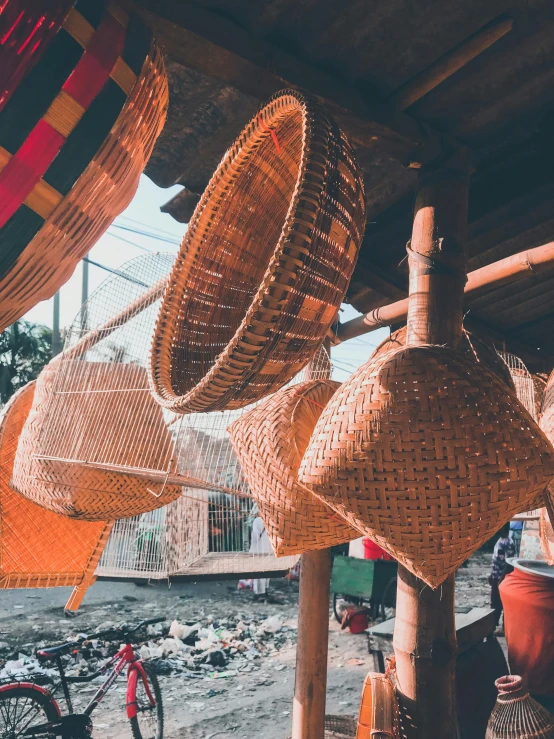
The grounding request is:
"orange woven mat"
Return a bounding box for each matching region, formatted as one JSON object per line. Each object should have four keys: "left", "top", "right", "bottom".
{"left": 0, "top": 383, "right": 109, "bottom": 589}
{"left": 299, "top": 345, "right": 554, "bottom": 588}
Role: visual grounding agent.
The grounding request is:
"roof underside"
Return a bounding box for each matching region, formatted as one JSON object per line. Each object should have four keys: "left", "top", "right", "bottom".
{"left": 136, "top": 0, "right": 554, "bottom": 372}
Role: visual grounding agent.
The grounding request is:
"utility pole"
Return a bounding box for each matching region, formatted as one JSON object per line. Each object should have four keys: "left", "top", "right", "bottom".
{"left": 52, "top": 291, "right": 62, "bottom": 356}
{"left": 81, "top": 258, "right": 89, "bottom": 334}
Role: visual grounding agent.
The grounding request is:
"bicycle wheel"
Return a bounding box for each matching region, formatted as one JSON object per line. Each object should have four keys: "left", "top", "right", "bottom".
{"left": 0, "top": 684, "right": 59, "bottom": 738}
{"left": 128, "top": 663, "right": 164, "bottom": 739}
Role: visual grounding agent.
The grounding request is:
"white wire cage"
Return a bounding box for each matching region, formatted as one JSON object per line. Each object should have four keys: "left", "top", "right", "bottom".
{"left": 18, "top": 252, "right": 339, "bottom": 580}
{"left": 497, "top": 350, "right": 536, "bottom": 420}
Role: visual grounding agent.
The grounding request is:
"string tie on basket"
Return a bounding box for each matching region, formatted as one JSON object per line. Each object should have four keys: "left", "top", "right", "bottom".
{"left": 257, "top": 115, "right": 281, "bottom": 153}
{"left": 406, "top": 241, "right": 467, "bottom": 284}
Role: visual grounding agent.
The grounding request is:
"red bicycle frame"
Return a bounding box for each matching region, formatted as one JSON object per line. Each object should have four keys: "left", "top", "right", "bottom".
{"left": 80, "top": 642, "right": 155, "bottom": 719}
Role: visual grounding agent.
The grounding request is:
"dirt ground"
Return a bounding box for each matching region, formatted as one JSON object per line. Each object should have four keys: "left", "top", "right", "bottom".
{"left": 0, "top": 551, "right": 495, "bottom": 739}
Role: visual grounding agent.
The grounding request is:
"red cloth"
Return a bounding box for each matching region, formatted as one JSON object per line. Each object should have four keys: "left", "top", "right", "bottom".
{"left": 500, "top": 568, "right": 554, "bottom": 696}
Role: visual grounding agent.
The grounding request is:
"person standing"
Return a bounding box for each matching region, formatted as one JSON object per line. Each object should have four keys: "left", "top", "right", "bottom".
{"left": 489, "top": 523, "right": 515, "bottom": 627}
{"left": 509, "top": 518, "right": 523, "bottom": 556}
{"left": 250, "top": 507, "right": 271, "bottom": 597}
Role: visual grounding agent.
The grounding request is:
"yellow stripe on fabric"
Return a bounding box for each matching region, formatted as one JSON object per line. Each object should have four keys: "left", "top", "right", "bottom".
{"left": 0, "top": 147, "right": 63, "bottom": 219}
{"left": 43, "top": 90, "right": 86, "bottom": 138}
{"left": 62, "top": 8, "right": 137, "bottom": 95}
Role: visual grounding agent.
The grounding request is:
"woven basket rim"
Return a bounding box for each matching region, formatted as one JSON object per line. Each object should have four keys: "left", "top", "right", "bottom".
{"left": 148, "top": 88, "right": 357, "bottom": 413}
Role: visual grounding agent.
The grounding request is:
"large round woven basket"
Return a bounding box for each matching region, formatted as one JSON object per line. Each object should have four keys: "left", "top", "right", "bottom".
{"left": 228, "top": 380, "right": 358, "bottom": 556}
{"left": 11, "top": 361, "right": 182, "bottom": 520}
{"left": 0, "top": 382, "right": 109, "bottom": 588}
{"left": 0, "top": 0, "right": 168, "bottom": 331}
{"left": 299, "top": 345, "right": 554, "bottom": 587}
{"left": 373, "top": 326, "right": 515, "bottom": 390}
{"left": 148, "top": 89, "right": 366, "bottom": 414}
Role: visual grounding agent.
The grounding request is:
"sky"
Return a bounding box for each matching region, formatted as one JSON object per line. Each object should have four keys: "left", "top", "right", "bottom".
{"left": 23, "top": 176, "right": 388, "bottom": 380}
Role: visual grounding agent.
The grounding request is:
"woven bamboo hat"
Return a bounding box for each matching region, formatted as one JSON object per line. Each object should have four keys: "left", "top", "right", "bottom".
{"left": 228, "top": 380, "right": 358, "bottom": 556}
{"left": 149, "top": 89, "right": 366, "bottom": 414}
{"left": 299, "top": 345, "right": 554, "bottom": 588}
{"left": 373, "top": 325, "right": 515, "bottom": 390}
{"left": 11, "top": 360, "right": 182, "bottom": 520}
{"left": 0, "top": 0, "right": 168, "bottom": 331}
{"left": 0, "top": 382, "right": 109, "bottom": 588}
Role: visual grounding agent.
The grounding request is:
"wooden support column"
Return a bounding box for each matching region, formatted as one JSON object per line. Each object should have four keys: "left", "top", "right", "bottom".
{"left": 291, "top": 339, "right": 332, "bottom": 739}
{"left": 393, "top": 152, "right": 470, "bottom": 739}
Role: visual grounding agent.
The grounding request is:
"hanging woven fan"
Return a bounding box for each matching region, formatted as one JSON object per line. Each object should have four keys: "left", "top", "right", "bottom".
{"left": 374, "top": 326, "right": 514, "bottom": 390}
{"left": 0, "top": 0, "right": 167, "bottom": 331}
{"left": 299, "top": 345, "right": 554, "bottom": 588}
{"left": 148, "top": 88, "right": 366, "bottom": 414}
{"left": 228, "top": 380, "right": 358, "bottom": 556}
{"left": 0, "top": 382, "right": 110, "bottom": 589}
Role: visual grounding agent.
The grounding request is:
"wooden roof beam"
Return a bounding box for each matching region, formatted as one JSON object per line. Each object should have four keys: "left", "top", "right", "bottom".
{"left": 136, "top": 0, "right": 453, "bottom": 167}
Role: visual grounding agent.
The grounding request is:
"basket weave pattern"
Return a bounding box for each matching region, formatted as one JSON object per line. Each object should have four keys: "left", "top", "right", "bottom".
{"left": 0, "top": 383, "right": 109, "bottom": 588}
{"left": 486, "top": 676, "right": 554, "bottom": 739}
{"left": 228, "top": 380, "right": 357, "bottom": 556}
{"left": 373, "top": 326, "right": 515, "bottom": 390}
{"left": 12, "top": 361, "right": 181, "bottom": 520}
{"left": 149, "top": 89, "right": 366, "bottom": 414}
{"left": 0, "top": 30, "right": 168, "bottom": 331}
{"left": 299, "top": 345, "right": 554, "bottom": 587}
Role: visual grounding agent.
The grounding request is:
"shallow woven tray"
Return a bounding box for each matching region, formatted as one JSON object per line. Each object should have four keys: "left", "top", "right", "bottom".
{"left": 228, "top": 380, "right": 358, "bottom": 555}
{"left": 12, "top": 360, "right": 182, "bottom": 520}
{"left": 373, "top": 325, "right": 515, "bottom": 390}
{"left": 0, "top": 2, "right": 168, "bottom": 330}
{"left": 149, "top": 88, "right": 366, "bottom": 413}
{"left": 0, "top": 382, "right": 110, "bottom": 589}
{"left": 299, "top": 345, "right": 554, "bottom": 588}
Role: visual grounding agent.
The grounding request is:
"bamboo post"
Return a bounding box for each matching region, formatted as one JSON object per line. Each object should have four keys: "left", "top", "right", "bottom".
{"left": 392, "top": 151, "right": 470, "bottom": 739}
{"left": 291, "top": 339, "right": 333, "bottom": 739}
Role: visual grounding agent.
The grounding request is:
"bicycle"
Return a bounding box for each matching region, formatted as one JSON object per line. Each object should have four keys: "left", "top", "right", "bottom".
{"left": 0, "top": 616, "right": 165, "bottom": 738}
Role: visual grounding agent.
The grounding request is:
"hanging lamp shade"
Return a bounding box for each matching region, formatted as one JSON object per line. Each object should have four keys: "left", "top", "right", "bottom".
{"left": 373, "top": 325, "right": 515, "bottom": 390}
{"left": 228, "top": 380, "right": 358, "bottom": 556}
{"left": 0, "top": 382, "right": 110, "bottom": 588}
{"left": 148, "top": 89, "right": 366, "bottom": 414}
{"left": 299, "top": 345, "right": 554, "bottom": 588}
{"left": 11, "top": 360, "right": 182, "bottom": 520}
{"left": 0, "top": 0, "right": 168, "bottom": 331}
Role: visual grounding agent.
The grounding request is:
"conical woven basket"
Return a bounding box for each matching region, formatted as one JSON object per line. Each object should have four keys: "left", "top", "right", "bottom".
{"left": 486, "top": 675, "right": 554, "bottom": 739}
{"left": 299, "top": 345, "right": 554, "bottom": 587}
{"left": 149, "top": 89, "right": 366, "bottom": 414}
{"left": 228, "top": 380, "right": 357, "bottom": 556}
{"left": 0, "top": 382, "right": 110, "bottom": 588}
{"left": 12, "top": 361, "right": 182, "bottom": 520}
{"left": 356, "top": 672, "right": 399, "bottom": 739}
{"left": 0, "top": 0, "right": 168, "bottom": 331}
{"left": 373, "top": 326, "right": 515, "bottom": 390}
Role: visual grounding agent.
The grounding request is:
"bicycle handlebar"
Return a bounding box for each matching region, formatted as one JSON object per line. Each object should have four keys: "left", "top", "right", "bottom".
{"left": 83, "top": 616, "right": 165, "bottom": 643}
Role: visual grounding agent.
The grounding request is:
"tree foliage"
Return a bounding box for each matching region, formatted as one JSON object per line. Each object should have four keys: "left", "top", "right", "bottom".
{"left": 0, "top": 321, "right": 52, "bottom": 404}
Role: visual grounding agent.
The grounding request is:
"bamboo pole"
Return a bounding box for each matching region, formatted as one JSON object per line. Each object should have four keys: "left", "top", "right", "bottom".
{"left": 337, "top": 239, "right": 554, "bottom": 342}
{"left": 392, "top": 152, "right": 470, "bottom": 739}
{"left": 291, "top": 339, "right": 332, "bottom": 739}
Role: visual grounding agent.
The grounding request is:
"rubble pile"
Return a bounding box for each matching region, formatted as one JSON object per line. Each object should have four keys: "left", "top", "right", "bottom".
{"left": 0, "top": 612, "right": 297, "bottom": 685}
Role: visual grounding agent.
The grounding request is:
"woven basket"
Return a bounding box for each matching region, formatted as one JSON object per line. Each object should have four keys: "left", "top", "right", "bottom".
{"left": 0, "top": 382, "right": 110, "bottom": 588}
{"left": 486, "top": 675, "right": 554, "bottom": 739}
{"left": 325, "top": 715, "right": 357, "bottom": 738}
{"left": 0, "top": 0, "right": 75, "bottom": 111}
{"left": 228, "top": 380, "right": 358, "bottom": 556}
{"left": 149, "top": 89, "right": 366, "bottom": 414}
{"left": 0, "top": 0, "right": 168, "bottom": 331}
{"left": 299, "top": 345, "right": 554, "bottom": 588}
{"left": 12, "top": 361, "right": 182, "bottom": 520}
{"left": 373, "top": 326, "right": 515, "bottom": 390}
{"left": 356, "top": 672, "right": 399, "bottom": 739}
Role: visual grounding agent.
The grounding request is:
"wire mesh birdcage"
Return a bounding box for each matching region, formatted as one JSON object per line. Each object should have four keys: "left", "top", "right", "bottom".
{"left": 9, "top": 252, "right": 301, "bottom": 579}
{"left": 497, "top": 351, "right": 536, "bottom": 419}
